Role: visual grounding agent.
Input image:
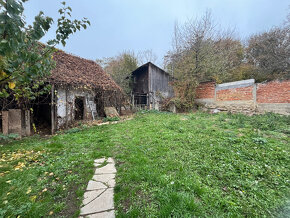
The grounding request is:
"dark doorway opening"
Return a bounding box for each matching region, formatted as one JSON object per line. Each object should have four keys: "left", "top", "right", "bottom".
{"left": 32, "top": 94, "right": 51, "bottom": 135}
{"left": 75, "top": 97, "right": 84, "bottom": 120}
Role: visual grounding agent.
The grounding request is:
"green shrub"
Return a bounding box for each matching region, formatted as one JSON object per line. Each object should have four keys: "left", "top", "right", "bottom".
{"left": 0, "top": 133, "right": 19, "bottom": 141}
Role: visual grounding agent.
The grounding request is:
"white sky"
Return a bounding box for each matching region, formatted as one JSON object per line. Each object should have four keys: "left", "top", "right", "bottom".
{"left": 24, "top": 0, "right": 289, "bottom": 66}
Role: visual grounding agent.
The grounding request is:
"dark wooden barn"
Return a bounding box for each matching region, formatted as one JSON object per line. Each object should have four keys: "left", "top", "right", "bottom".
{"left": 131, "top": 62, "right": 174, "bottom": 110}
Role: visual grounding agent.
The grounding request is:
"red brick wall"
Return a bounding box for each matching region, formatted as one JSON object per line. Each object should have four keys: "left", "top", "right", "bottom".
{"left": 195, "top": 82, "right": 215, "bottom": 99}
{"left": 216, "top": 86, "right": 254, "bottom": 101}
{"left": 257, "top": 80, "right": 290, "bottom": 103}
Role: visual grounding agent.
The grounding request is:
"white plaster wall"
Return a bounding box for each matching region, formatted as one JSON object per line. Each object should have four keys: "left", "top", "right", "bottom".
{"left": 56, "top": 87, "right": 97, "bottom": 129}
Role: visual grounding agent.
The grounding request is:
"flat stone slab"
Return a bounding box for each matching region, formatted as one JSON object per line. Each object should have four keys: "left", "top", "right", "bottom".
{"left": 92, "top": 174, "right": 116, "bottom": 188}
{"left": 86, "top": 180, "right": 108, "bottom": 190}
{"left": 82, "top": 189, "right": 105, "bottom": 206}
{"left": 94, "top": 164, "right": 116, "bottom": 175}
{"left": 107, "top": 157, "right": 115, "bottom": 164}
{"left": 94, "top": 163, "right": 101, "bottom": 167}
{"left": 80, "top": 158, "right": 116, "bottom": 217}
{"left": 86, "top": 210, "right": 115, "bottom": 218}
{"left": 80, "top": 188, "right": 114, "bottom": 215}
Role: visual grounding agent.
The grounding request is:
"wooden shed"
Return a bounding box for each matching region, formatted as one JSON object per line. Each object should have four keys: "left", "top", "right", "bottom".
{"left": 131, "top": 62, "right": 174, "bottom": 110}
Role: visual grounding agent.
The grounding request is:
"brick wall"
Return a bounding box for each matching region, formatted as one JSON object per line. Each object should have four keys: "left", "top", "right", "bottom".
{"left": 216, "top": 86, "right": 253, "bottom": 101}
{"left": 195, "top": 82, "right": 215, "bottom": 99}
{"left": 257, "top": 80, "right": 290, "bottom": 103}
{"left": 195, "top": 79, "right": 290, "bottom": 115}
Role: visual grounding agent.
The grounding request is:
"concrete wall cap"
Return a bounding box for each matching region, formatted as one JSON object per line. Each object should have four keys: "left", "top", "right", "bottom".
{"left": 216, "top": 79, "right": 255, "bottom": 91}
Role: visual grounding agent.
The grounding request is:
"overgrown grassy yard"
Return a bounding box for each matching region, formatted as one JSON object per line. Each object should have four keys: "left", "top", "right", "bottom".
{"left": 0, "top": 111, "right": 289, "bottom": 217}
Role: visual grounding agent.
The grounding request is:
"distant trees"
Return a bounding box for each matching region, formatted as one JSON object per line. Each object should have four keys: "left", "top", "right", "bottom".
{"left": 164, "top": 11, "right": 244, "bottom": 108}
{"left": 97, "top": 49, "right": 158, "bottom": 95}
{"left": 137, "top": 49, "right": 158, "bottom": 64}
{"left": 163, "top": 9, "right": 290, "bottom": 108}
{"left": 96, "top": 51, "right": 138, "bottom": 95}
{"left": 246, "top": 24, "right": 290, "bottom": 81}
{"left": 165, "top": 11, "right": 244, "bottom": 84}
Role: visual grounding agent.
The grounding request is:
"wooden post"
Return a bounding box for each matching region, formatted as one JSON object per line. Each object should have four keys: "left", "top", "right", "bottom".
{"left": 51, "top": 85, "right": 55, "bottom": 135}
{"left": 65, "top": 88, "right": 68, "bottom": 128}
{"left": 25, "top": 110, "right": 31, "bottom": 136}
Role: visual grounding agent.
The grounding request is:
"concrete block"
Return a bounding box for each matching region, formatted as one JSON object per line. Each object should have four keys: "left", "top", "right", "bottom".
{"left": 2, "top": 111, "right": 9, "bottom": 135}
{"left": 24, "top": 110, "right": 31, "bottom": 136}
{"left": 8, "top": 109, "right": 22, "bottom": 136}
{"left": 104, "top": 107, "right": 119, "bottom": 117}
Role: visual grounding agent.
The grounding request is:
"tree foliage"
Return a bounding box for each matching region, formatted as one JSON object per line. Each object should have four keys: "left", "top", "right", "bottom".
{"left": 0, "top": 0, "right": 90, "bottom": 110}
{"left": 246, "top": 25, "right": 290, "bottom": 81}
{"left": 97, "top": 51, "right": 138, "bottom": 95}
{"left": 164, "top": 11, "right": 243, "bottom": 108}
{"left": 164, "top": 9, "right": 289, "bottom": 109}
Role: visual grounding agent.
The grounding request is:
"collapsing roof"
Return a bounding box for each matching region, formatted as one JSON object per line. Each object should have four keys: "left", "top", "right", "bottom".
{"left": 50, "top": 50, "right": 121, "bottom": 91}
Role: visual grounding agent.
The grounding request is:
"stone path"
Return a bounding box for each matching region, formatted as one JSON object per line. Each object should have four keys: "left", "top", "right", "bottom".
{"left": 79, "top": 158, "right": 116, "bottom": 218}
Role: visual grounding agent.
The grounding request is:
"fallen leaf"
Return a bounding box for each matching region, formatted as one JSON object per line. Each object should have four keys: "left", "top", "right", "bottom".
{"left": 30, "top": 195, "right": 37, "bottom": 202}
{"left": 26, "top": 187, "right": 32, "bottom": 194}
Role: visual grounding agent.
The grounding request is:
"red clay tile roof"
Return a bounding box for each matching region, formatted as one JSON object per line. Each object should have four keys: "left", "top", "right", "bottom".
{"left": 50, "top": 50, "right": 121, "bottom": 91}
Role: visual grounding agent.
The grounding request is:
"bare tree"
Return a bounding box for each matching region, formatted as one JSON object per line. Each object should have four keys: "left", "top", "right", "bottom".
{"left": 97, "top": 51, "right": 138, "bottom": 95}
{"left": 164, "top": 10, "right": 242, "bottom": 82}
{"left": 137, "top": 49, "right": 158, "bottom": 65}
{"left": 163, "top": 10, "right": 244, "bottom": 109}
{"left": 246, "top": 26, "right": 290, "bottom": 81}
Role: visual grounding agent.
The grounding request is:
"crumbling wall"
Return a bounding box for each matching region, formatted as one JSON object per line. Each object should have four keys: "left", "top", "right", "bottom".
{"left": 56, "top": 87, "right": 97, "bottom": 129}
{"left": 196, "top": 79, "right": 290, "bottom": 115}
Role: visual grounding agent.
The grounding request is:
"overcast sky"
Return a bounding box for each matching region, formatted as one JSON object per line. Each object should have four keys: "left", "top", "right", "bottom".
{"left": 24, "top": 0, "right": 289, "bottom": 66}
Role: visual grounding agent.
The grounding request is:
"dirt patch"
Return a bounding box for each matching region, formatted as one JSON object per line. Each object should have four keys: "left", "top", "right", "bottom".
{"left": 57, "top": 182, "right": 84, "bottom": 218}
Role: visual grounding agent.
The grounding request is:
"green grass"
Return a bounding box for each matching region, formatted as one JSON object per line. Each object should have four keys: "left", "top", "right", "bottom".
{"left": 0, "top": 111, "right": 289, "bottom": 217}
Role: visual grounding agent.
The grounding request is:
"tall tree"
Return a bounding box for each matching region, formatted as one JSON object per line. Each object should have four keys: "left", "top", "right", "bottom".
{"left": 246, "top": 24, "right": 290, "bottom": 81}
{"left": 164, "top": 11, "right": 242, "bottom": 108}
{"left": 97, "top": 51, "right": 138, "bottom": 95}
{"left": 0, "top": 0, "right": 90, "bottom": 110}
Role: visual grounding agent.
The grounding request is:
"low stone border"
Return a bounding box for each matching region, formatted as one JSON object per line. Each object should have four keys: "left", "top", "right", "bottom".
{"left": 79, "top": 158, "right": 116, "bottom": 218}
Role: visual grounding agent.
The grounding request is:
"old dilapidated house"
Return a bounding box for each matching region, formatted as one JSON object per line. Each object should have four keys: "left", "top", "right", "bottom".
{"left": 131, "top": 62, "right": 174, "bottom": 110}
{"left": 1, "top": 50, "right": 123, "bottom": 136}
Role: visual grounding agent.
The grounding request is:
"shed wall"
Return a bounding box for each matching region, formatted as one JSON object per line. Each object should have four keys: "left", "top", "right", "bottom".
{"left": 149, "top": 64, "right": 174, "bottom": 109}
{"left": 56, "top": 87, "right": 96, "bottom": 129}
{"left": 133, "top": 67, "right": 148, "bottom": 94}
